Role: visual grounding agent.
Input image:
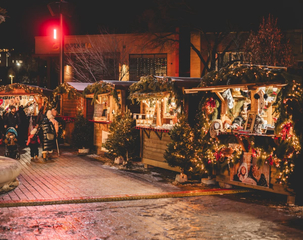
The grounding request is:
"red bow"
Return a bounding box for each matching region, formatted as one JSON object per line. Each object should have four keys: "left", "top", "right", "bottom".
{"left": 206, "top": 98, "right": 216, "bottom": 108}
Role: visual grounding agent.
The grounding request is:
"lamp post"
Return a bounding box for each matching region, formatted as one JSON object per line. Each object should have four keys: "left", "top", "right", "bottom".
{"left": 48, "top": 0, "right": 71, "bottom": 85}
{"left": 9, "top": 74, "right": 14, "bottom": 84}
{"left": 59, "top": 7, "right": 64, "bottom": 85}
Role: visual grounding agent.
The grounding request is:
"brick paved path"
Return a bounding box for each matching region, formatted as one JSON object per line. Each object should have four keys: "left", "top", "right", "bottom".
{"left": 0, "top": 146, "right": 181, "bottom": 204}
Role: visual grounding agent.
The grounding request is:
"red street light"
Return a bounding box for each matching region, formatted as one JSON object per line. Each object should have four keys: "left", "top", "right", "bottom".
{"left": 47, "top": 0, "right": 73, "bottom": 85}
{"left": 53, "top": 28, "right": 57, "bottom": 40}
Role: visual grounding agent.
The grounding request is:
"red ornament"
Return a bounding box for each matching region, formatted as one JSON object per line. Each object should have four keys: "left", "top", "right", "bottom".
{"left": 281, "top": 122, "right": 292, "bottom": 140}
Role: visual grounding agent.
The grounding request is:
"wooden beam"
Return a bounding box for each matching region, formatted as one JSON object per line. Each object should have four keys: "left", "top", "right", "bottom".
{"left": 184, "top": 82, "right": 287, "bottom": 94}
{"left": 215, "top": 92, "right": 224, "bottom": 102}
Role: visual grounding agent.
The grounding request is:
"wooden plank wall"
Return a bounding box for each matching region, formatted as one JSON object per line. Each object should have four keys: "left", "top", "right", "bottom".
{"left": 142, "top": 131, "right": 181, "bottom": 172}
{"left": 94, "top": 123, "right": 109, "bottom": 154}
{"left": 62, "top": 94, "right": 81, "bottom": 117}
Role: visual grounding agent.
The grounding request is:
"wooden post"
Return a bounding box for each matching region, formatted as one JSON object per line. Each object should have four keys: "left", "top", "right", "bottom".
{"left": 156, "top": 101, "right": 162, "bottom": 126}
{"left": 250, "top": 89, "right": 258, "bottom": 112}
{"left": 121, "top": 90, "right": 126, "bottom": 113}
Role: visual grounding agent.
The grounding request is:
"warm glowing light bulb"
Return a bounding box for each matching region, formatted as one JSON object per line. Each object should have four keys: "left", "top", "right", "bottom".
{"left": 54, "top": 29, "right": 57, "bottom": 40}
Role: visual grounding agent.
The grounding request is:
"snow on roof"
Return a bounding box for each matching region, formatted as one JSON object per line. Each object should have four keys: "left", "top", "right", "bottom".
{"left": 67, "top": 82, "right": 93, "bottom": 91}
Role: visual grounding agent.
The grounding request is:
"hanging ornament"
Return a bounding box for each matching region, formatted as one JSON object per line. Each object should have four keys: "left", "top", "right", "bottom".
{"left": 222, "top": 89, "right": 234, "bottom": 109}
{"left": 254, "top": 89, "right": 267, "bottom": 115}
{"left": 204, "top": 97, "right": 216, "bottom": 115}
{"left": 209, "top": 119, "right": 223, "bottom": 138}
{"left": 281, "top": 122, "right": 292, "bottom": 140}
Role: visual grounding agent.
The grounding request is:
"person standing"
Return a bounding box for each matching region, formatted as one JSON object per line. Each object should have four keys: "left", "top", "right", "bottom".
{"left": 4, "top": 106, "right": 21, "bottom": 131}
{"left": 26, "top": 128, "right": 40, "bottom": 162}
{"left": 17, "top": 105, "right": 28, "bottom": 146}
{"left": 36, "top": 108, "right": 58, "bottom": 161}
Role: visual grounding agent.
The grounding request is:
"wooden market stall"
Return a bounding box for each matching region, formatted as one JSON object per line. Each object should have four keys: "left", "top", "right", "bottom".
{"left": 0, "top": 83, "right": 52, "bottom": 111}
{"left": 184, "top": 65, "right": 301, "bottom": 203}
{"left": 0, "top": 83, "right": 52, "bottom": 127}
{"left": 129, "top": 75, "right": 201, "bottom": 171}
{"left": 52, "top": 82, "right": 94, "bottom": 144}
{"left": 83, "top": 80, "right": 139, "bottom": 154}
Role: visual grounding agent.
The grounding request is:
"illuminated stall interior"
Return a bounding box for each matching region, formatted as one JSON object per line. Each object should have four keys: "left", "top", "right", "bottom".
{"left": 129, "top": 76, "right": 201, "bottom": 171}
{"left": 84, "top": 80, "right": 138, "bottom": 154}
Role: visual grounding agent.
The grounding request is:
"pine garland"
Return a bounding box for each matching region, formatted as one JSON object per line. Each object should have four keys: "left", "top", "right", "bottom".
{"left": 198, "top": 64, "right": 294, "bottom": 87}
{"left": 83, "top": 81, "right": 120, "bottom": 108}
{"left": 271, "top": 78, "right": 303, "bottom": 186}
{"left": 53, "top": 82, "right": 82, "bottom": 99}
{"left": 0, "top": 83, "right": 44, "bottom": 95}
{"left": 129, "top": 75, "right": 184, "bottom": 111}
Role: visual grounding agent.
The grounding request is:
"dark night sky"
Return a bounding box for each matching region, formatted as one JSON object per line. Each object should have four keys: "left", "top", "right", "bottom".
{"left": 0, "top": 0, "right": 302, "bottom": 52}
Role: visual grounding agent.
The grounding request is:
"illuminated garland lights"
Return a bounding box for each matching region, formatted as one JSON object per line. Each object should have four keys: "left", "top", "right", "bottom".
{"left": 165, "top": 75, "right": 302, "bottom": 186}
{"left": 224, "top": 79, "right": 302, "bottom": 186}
{"left": 129, "top": 75, "right": 184, "bottom": 110}
{"left": 0, "top": 83, "right": 50, "bottom": 110}
{"left": 0, "top": 83, "right": 44, "bottom": 95}
{"left": 198, "top": 64, "right": 298, "bottom": 87}
{"left": 165, "top": 93, "right": 244, "bottom": 177}
{"left": 197, "top": 65, "right": 302, "bottom": 186}
{"left": 194, "top": 95, "right": 243, "bottom": 175}
{"left": 271, "top": 80, "right": 303, "bottom": 185}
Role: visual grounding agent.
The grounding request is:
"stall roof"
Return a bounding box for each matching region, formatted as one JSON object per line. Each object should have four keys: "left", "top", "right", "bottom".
{"left": 66, "top": 82, "right": 92, "bottom": 92}
{"left": 68, "top": 80, "right": 138, "bottom": 91}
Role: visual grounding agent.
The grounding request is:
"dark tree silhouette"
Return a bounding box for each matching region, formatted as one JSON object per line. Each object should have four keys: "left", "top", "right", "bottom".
{"left": 244, "top": 14, "right": 293, "bottom": 67}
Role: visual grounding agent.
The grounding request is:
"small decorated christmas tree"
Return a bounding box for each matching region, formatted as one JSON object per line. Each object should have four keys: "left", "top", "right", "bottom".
{"left": 103, "top": 109, "right": 140, "bottom": 162}
{"left": 164, "top": 115, "right": 197, "bottom": 176}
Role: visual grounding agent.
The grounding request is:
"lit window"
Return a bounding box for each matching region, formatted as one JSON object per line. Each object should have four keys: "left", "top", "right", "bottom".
{"left": 129, "top": 54, "right": 167, "bottom": 81}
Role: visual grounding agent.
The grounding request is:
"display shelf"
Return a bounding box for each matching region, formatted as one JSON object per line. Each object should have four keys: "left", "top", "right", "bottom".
{"left": 219, "top": 131, "right": 275, "bottom": 138}
{"left": 89, "top": 120, "right": 112, "bottom": 124}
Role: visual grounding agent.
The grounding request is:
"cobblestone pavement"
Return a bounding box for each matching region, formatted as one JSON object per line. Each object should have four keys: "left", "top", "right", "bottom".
{"left": 0, "top": 196, "right": 303, "bottom": 240}
{"left": 0, "top": 146, "right": 303, "bottom": 239}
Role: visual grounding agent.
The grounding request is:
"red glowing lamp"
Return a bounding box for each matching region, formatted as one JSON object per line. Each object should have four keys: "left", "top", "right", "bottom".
{"left": 53, "top": 28, "right": 57, "bottom": 40}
